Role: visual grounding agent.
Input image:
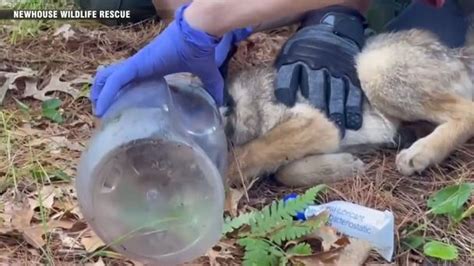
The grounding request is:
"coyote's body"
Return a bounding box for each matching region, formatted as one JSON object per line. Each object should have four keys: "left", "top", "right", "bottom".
{"left": 223, "top": 29, "right": 474, "bottom": 187}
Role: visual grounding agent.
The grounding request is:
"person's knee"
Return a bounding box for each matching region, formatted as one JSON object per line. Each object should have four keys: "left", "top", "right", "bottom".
{"left": 385, "top": 0, "right": 468, "bottom": 48}
{"left": 151, "top": 0, "right": 191, "bottom": 18}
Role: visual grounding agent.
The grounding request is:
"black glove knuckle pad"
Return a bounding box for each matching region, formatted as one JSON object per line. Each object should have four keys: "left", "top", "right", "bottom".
{"left": 274, "top": 5, "right": 367, "bottom": 134}
{"left": 275, "top": 64, "right": 302, "bottom": 106}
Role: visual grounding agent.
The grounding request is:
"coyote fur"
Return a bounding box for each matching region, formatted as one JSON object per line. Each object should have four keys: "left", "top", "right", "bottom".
{"left": 223, "top": 28, "right": 474, "bottom": 187}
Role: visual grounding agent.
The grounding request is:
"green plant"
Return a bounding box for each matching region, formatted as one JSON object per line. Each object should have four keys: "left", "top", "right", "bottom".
{"left": 42, "top": 98, "right": 64, "bottom": 123}
{"left": 427, "top": 182, "right": 474, "bottom": 224}
{"left": 402, "top": 182, "right": 473, "bottom": 262}
{"left": 223, "top": 185, "right": 329, "bottom": 266}
{"left": 5, "top": 0, "right": 74, "bottom": 43}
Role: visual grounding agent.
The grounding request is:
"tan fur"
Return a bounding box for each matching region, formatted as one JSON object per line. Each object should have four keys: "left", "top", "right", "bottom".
{"left": 357, "top": 29, "right": 474, "bottom": 175}
{"left": 224, "top": 28, "right": 474, "bottom": 187}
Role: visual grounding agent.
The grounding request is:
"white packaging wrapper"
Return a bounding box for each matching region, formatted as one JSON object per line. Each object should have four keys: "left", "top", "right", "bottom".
{"left": 303, "top": 201, "right": 394, "bottom": 261}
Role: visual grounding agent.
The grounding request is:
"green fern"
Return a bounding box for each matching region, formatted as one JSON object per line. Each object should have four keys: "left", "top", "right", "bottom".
{"left": 223, "top": 184, "right": 327, "bottom": 236}
{"left": 287, "top": 243, "right": 312, "bottom": 256}
{"left": 270, "top": 212, "right": 328, "bottom": 245}
{"left": 270, "top": 222, "right": 313, "bottom": 245}
{"left": 250, "top": 184, "right": 327, "bottom": 236}
{"left": 226, "top": 184, "right": 329, "bottom": 266}
{"left": 222, "top": 212, "right": 256, "bottom": 235}
{"left": 238, "top": 238, "right": 284, "bottom": 266}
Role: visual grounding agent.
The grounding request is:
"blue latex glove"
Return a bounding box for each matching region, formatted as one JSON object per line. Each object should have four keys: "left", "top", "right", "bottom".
{"left": 215, "top": 27, "right": 252, "bottom": 67}
{"left": 91, "top": 4, "right": 252, "bottom": 117}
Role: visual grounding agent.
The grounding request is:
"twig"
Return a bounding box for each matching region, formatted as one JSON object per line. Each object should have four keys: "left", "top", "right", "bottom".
{"left": 229, "top": 141, "right": 250, "bottom": 202}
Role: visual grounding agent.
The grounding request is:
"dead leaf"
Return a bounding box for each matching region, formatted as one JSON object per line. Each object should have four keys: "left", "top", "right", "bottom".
{"left": 36, "top": 185, "right": 56, "bottom": 209}
{"left": 50, "top": 136, "right": 84, "bottom": 151}
{"left": 29, "top": 135, "right": 84, "bottom": 152}
{"left": 224, "top": 187, "right": 244, "bottom": 217}
{"left": 291, "top": 246, "right": 344, "bottom": 265}
{"left": 22, "top": 226, "right": 46, "bottom": 248}
{"left": 22, "top": 220, "right": 75, "bottom": 249}
{"left": 14, "top": 124, "right": 45, "bottom": 138}
{"left": 309, "top": 226, "right": 341, "bottom": 251}
{"left": 70, "top": 206, "right": 83, "bottom": 219}
{"left": 0, "top": 68, "right": 38, "bottom": 104}
{"left": 53, "top": 24, "right": 75, "bottom": 40}
{"left": 22, "top": 70, "right": 91, "bottom": 101}
{"left": 81, "top": 229, "right": 105, "bottom": 252}
{"left": 0, "top": 213, "right": 13, "bottom": 233}
{"left": 205, "top": 240, "right": 237, "bottom": 266}
{"left": 4, "top": 200, "right": 34, "bottom": 229}
{"left": 333, "top": 238, "right": 372, "bottom": 266}
{"left": 58, "top": 230, "right": 82, "bottom": 249}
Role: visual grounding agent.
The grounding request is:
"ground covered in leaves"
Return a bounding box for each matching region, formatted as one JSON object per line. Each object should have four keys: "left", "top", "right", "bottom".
{"left": 0, "top": 16, "right": 473, "bottom": 266}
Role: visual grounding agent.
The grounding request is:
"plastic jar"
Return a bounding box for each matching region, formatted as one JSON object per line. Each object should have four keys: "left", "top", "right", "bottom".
{"left": 76, "top": 73, "right": 227, "bottom": 265}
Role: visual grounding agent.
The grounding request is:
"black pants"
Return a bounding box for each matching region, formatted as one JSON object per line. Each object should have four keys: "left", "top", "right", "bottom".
{"left": 386, "top": 0, "right": 468, "bottom": 48}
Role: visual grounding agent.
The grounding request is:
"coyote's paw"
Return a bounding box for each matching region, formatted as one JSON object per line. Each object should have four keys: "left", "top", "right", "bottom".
{"left": 396, "top": 139, "right": 434, "bottom": 175}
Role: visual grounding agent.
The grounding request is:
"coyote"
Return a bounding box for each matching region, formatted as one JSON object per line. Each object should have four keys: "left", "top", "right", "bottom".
{"left": 223, "top": 28, "right": 474, "bottom": 187}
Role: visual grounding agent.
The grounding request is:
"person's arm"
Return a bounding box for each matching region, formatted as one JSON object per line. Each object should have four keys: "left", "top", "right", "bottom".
{"left": 184, "top": 0, "right": 371, "bottom": 36}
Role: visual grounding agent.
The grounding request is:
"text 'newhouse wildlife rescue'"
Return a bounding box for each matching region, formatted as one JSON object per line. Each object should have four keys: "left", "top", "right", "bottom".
{"left": 0, "top": 10, "right": 131, "bottom": 19}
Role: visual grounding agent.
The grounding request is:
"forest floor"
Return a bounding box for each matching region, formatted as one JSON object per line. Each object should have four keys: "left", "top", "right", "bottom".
{"left": 0, "top": 8, "right": 472, "bottom": 266}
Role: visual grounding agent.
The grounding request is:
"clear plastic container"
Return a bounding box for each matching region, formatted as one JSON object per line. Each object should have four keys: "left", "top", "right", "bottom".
{"left": 75, "top": 73, "right": 228, "bottom": 265}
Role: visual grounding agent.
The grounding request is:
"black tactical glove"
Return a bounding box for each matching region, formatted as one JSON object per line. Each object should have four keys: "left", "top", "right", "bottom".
{"left": 274, "top": 6, "right": 367, "bottom": 137}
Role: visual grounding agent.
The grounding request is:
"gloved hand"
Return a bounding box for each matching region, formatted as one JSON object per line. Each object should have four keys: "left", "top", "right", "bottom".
{"left": 91, "top": 4, "right": 252, "bottom": 117}
{"left": 274, "top": 6, "right": 367, "bottom": 137}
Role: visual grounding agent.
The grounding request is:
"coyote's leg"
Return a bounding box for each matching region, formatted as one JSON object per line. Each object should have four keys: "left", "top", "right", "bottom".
{"left": 356, "top": 30, "right": 474, "bottom": 175}
{"left": 226, "top": 105, "right": 339, "bottom": 186}
{"left": 275, "top": 153, "right": 365, "bottom": 187}
{"left": 395, "top": 97, "right": 474, "bottom": 175}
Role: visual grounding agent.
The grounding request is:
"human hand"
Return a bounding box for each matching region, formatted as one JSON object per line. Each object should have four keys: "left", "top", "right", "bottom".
{"left": 274, "top": 6, "right": 366, "bottom": 137}
{"left": 91, "top": 4, "right": 252, "bottom": 117}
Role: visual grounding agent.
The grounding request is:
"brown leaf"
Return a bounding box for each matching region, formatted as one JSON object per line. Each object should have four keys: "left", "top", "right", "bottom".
{"left": 58, "top": 231, "right": 82, "bottom": 249}
{"left": 36, "top": 186, "right": 56, "bottom": 209}
{"left": 4, "top": 200, "right": 34, "bottom": 229}
{"left": 29, "top": 135, "right": 83, "bottom": 151}
{"left": 22, "top": 226, "right": 46, "bottom": 248}
{"left": 309, "top": 226, "right": 340, "bottom": 251}
{"left": 333, "top": 238, "right": 372, "bottom": 266}
{"left": 291, "top": 247, "right": 344, "bottom": 266}
{"left": 334, "top": 236, "right": 351, "bottom": 247}
{"left": 224, "top": 187, "right": 244, "bottom": 217}
{"left": 22, "top": 220, "right": 75, "bottom": 249}
{"left": 0, "top": 68, "right": 38, "bottom": 104}
{"left": 14, "top": 124, "right": 45, "bottom": 138}
{"left": 22, "top": 70, "right": 91, "bottom": 101}
{"left": 303, "top": 225, "right": 351, "bottom": 253}
{"left": 81, "top": 229, "right": 105, "bottom": 253}
{"left": 205, "top": 240, "right": 237, "bottom": 266}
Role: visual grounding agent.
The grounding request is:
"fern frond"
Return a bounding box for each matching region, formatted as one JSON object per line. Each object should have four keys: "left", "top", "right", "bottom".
{"left": 305, "top": 211, "right": 330, "bottom": 229}
{"left": 270, "top": 222, "right": 314, "bottom": 245}
{"left": 222, "top": 212, "right": 256, "bottom": 235}
{"left": 238, "top": 237, "right": 282, "bottom": 266}
{"left": 279, "top": 256, "right": 289, "bottom": 266}
{"left": 250, "top": 184, "right": 327, "bottom": 236}
{"left": 271, "top": 210, "right": 329, "bottom": 245}
{"left": 286, "top": 243, "right": 312, "bottom": 256}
